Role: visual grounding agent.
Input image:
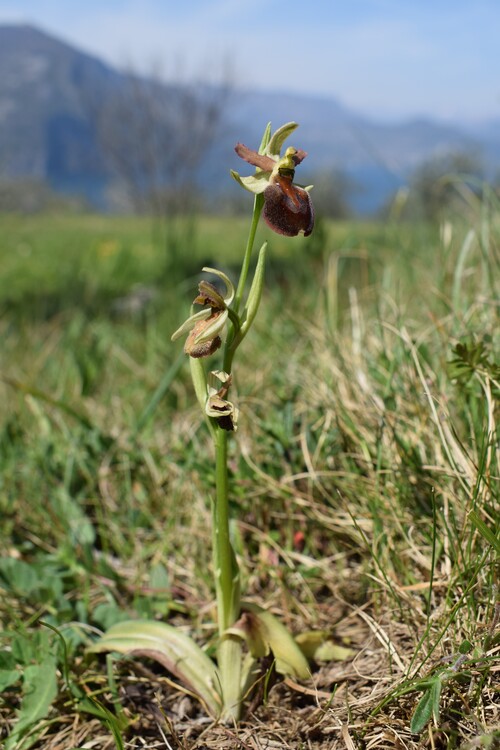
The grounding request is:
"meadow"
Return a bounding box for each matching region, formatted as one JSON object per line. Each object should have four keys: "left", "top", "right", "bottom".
{"left": 0, "top": 203, "right": 498, "bottom": 749}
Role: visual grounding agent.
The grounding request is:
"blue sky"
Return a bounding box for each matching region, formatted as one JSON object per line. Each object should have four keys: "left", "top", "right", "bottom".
{"left": 1, "top": 0, "right": 499, "bottom": 123}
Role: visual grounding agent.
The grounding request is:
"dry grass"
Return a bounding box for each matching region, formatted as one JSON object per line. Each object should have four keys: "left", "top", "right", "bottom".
{"left": 1, "top": 210, "right": 499, "bottom": 749}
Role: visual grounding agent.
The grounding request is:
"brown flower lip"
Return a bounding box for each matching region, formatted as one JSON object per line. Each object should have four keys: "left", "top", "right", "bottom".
{"left": 184, "top": 314, "right": 223, "bottom": 358}
{"left": 264, "top": 172, "right": 314, "bottom": 237}
{"left": 171, "top": 267, "right": 234, "bottom": 359}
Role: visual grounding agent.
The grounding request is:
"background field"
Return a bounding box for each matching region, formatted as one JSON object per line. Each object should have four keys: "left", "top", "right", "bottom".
{"left": 1, "top": 203, "right": 498, "bottom": 749}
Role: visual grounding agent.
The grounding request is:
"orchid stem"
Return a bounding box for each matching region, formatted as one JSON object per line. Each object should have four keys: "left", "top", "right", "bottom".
{"left": 213, "top": 417, "right": 242, "bottom": 720}
{"left": 212, "top": 192, "right": 264, "bottom": 718}
{"left": 213, "top": 427, "right": 238, "bottom": 633}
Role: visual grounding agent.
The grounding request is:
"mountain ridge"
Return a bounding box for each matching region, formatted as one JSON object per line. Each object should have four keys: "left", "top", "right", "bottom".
{"left": 0, "top": 23, "right": 497, "bottom": 213}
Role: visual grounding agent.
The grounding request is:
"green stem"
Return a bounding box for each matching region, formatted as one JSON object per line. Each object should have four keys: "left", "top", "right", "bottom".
{"left": 213, "top": 425, "right": 242, "bottom": 720}
{"left": 212, "top": 192, "right": 264, "bottom": 719}
{"left": 215, "top": 193, "right": 264, "bottom": 616}
{"left": 213, "top": 428, "right": 239, "bottom": 633}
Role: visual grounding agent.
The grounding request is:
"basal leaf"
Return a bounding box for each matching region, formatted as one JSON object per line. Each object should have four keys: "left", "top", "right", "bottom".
{"left": 0, "top": 558, "right": 40, "bottom": 596}
{"left": 240, "top": 603, "right": 310, "bottom": 680}
{"left": 0, "top": 668, "right": 20, "bottom": 691}
{"left": 295, "top": 631, "right": 354, "bottom": 662}
{"left": 89, "top": 620, "right": 222, "bottom": 717}
{"left": 430, "top": 677, "right": 442, "bottom": 723}
{"left": 6, "top": 656, "right": 58, "bottom": 749}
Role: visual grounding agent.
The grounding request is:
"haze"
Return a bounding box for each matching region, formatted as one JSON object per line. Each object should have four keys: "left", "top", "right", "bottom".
{"left": 1, "top": 0, "right": 499, "bottom": 124}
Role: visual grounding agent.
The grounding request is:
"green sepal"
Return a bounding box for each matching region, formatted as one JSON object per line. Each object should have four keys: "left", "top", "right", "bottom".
{"left": 193, "top": 309, "right": 228, "bottom": 344}
{"left": 171, "top": 308, "right": 211, "bottom": 341}
{"left": 230, "top": 169, "right": 270, "bottom": 194}
{"left": 266, "top": 122, "right": 299, "bottom": 158}
{"left": 202, "top": 266, "right": 235, "bottom": 306}
{"left": 258, "top": 122, "right": 272, "bottom": 154}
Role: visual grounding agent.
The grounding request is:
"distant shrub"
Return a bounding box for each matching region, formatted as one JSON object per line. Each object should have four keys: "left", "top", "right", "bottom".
{"left": 0, "top": 178, "right": 87, "bottom": 214}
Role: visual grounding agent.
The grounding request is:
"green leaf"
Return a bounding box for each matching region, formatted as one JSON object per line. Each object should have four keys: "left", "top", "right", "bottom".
{"left": 92, "top": 601, "right": 129, "bottom": 630}
{"left": 239, "top": 603, "right": 310, "bottom": 680}
{"left": 0, "top": 558, "right": 40, "bottom": 595}
{"left": 6, "top": 656, "right": 58, "bottom": 749}
{"left": 447, "top": 339, "right": 491, "bottom": 384}
{"left": 0, "top": 650, "right": 17, "bottom": 669}
{"left": 89, "top": 620, "right": 222, "bottom": 717}
{"left": 78, "top": 696, "right": 126, "bottom": 750}
{"left": 469, "top": 510, "right": 500, "bottom": 554}
{"left": 11, "top": 630, "right": 52, "bottom": 665}
{"left": 410, "top": 677, "right": 442, "bottom": 735}
{"left": 233, "top": 242, "right": 267, "bottom": 348}
{"left": 295, "top": 631, "right": 354, "bottom": 662}
{"left": 410, "top": 686, "right": 434, "bottom": 734}
{"left": 430, "top": 677, "right": 442, "bottom": 723}
{"left": 50, "top": 489, "right": 96, "bottom": 547}
{"left": 0, "top": 668, "right": 20, "bottom": 691}
{"left": 1, "top": 375, "right": 95, "bottom": 431}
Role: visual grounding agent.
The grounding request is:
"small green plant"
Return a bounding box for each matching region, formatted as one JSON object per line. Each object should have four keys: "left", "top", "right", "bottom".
{"left": 0, "top": 626, "right": 58, "bottom": 750}
{"left": 91, "top": 123, "right": 320, "bottom": 721}
{"left": 409, "top": 647, "right": 475, "bottom": 735}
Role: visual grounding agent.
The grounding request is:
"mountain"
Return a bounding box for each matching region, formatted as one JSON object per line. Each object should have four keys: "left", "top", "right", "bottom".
{"left": 0, "top": 24, "right": 498, "bottom": 213}
{"left": 0, "top": 24, "right": 123, "bottom": 204}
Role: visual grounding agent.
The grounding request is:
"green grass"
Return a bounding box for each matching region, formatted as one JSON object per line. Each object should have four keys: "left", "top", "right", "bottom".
{"left": 0, "top": 206, "right": 498, "bottom": 749}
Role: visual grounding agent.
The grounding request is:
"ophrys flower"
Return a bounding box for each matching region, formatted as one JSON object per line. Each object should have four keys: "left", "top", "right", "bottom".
{"left": 231, "top": 122, "right": 314, "bottom": 237}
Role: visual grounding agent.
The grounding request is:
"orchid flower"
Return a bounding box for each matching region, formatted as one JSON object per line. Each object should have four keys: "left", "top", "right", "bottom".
{"left": 171, "top": 267, "right": 235, "bottom": 358}
{"left": 231, "top": 122, "right": 314, "bottom": 237}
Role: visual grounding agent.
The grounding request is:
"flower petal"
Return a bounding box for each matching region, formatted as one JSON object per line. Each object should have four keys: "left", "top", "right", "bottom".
{"left": 201, "top": 267, "right": 235, "bottom": 306}
{"left": 291, "top": 148, "right": 308, "bottom": 166}
{"left": 234, "top": 143, "right": 276, "bottom": 171}
{"left": 205, "top": 395, "right": 233, "bottom": 417}
{"left": 208, "top": 369, "right": 232, "bottom": 393}
{"left": 195, "top": 280, "right": 226, "bottom": 310}
{"left": 205, "top": 370, "right": 238, "bottom": 430}
{"left": 205, "top": 393, "right": 239, "bottom": 431}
